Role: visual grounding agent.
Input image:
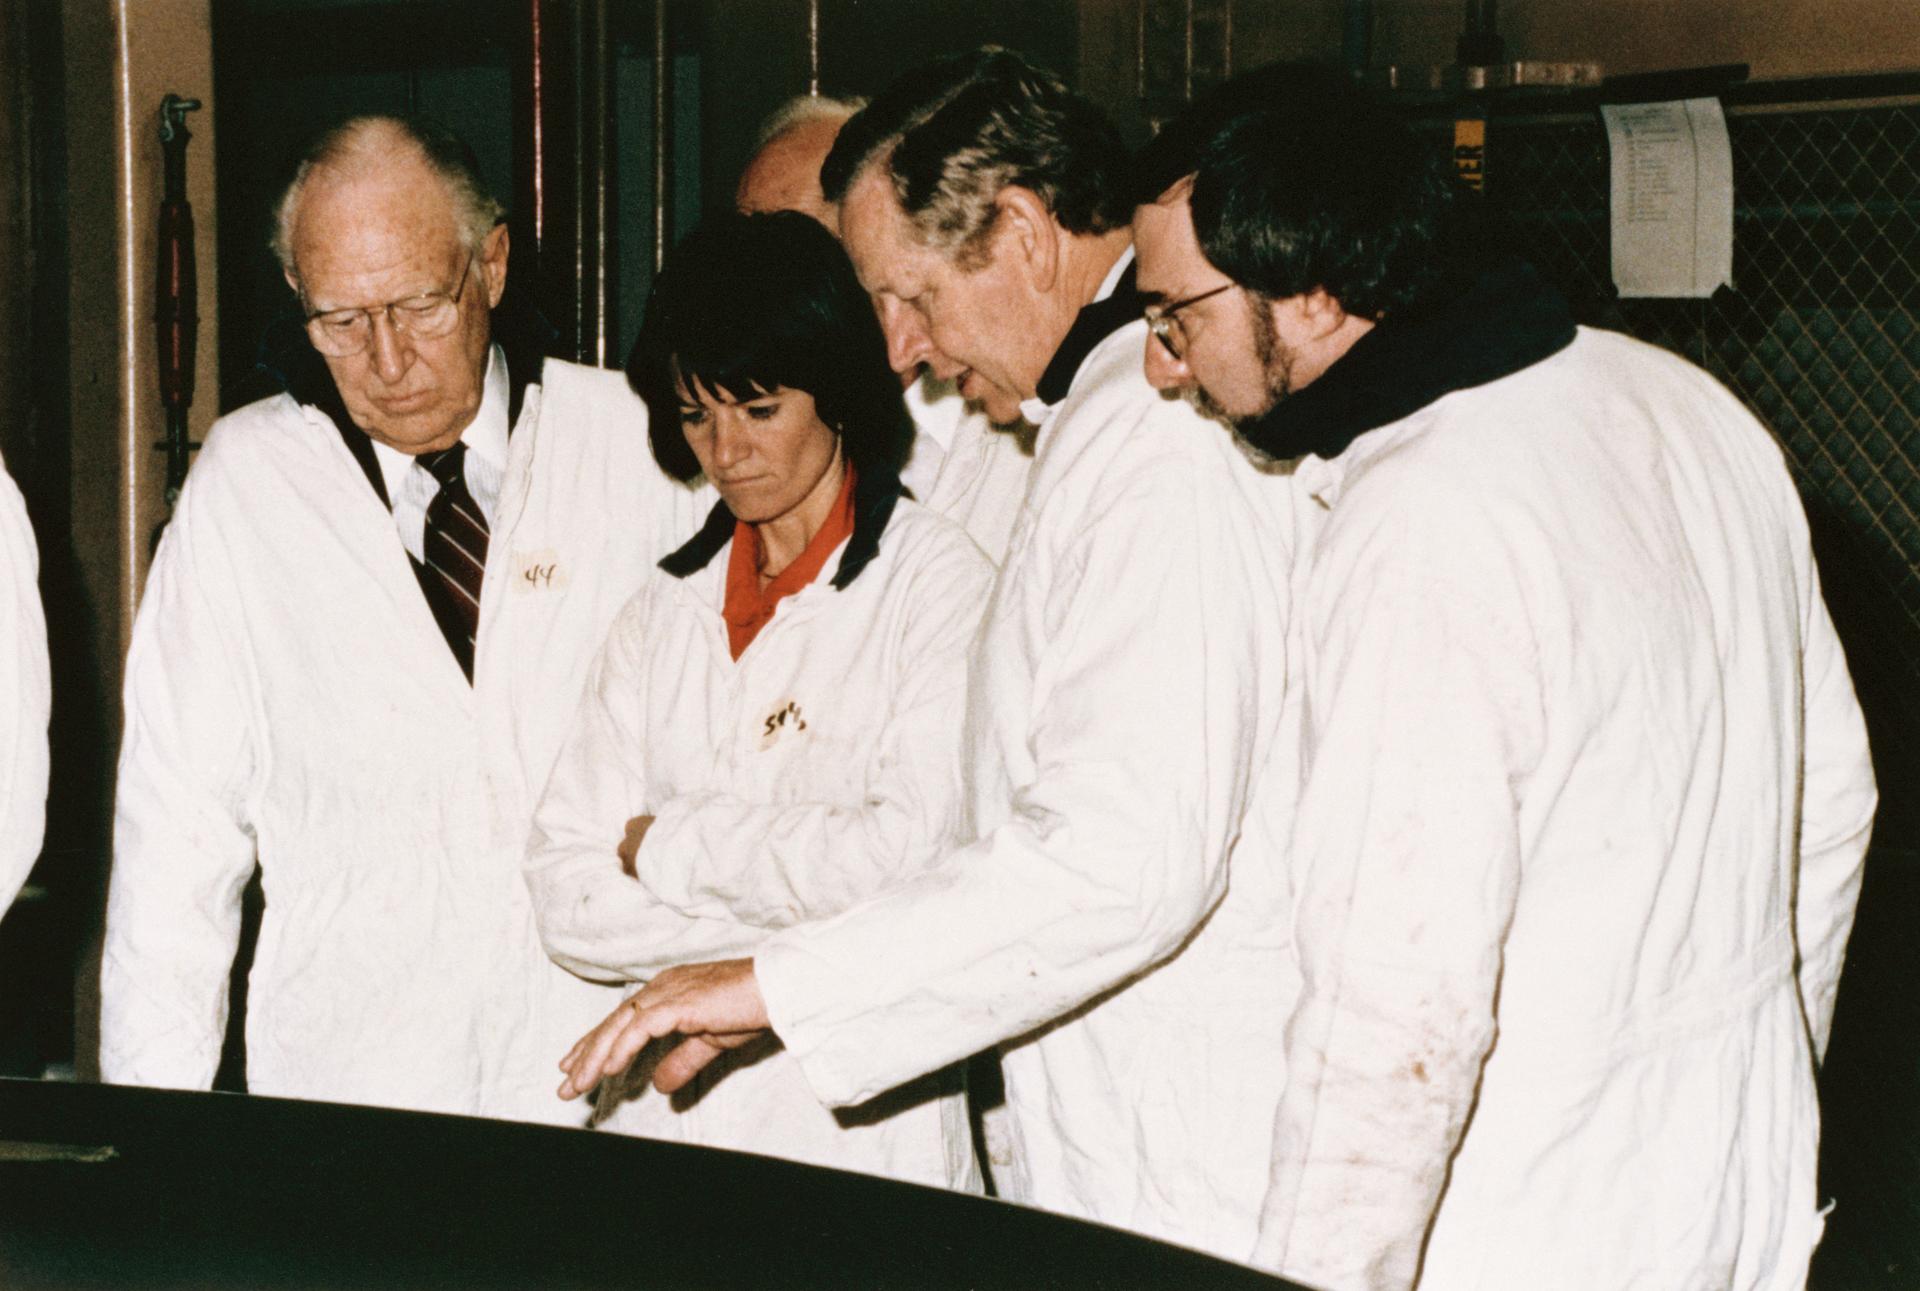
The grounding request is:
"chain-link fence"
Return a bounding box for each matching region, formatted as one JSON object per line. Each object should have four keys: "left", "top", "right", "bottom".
{"left": 1474, "top": 96, "right": 1920, "bottom": 846}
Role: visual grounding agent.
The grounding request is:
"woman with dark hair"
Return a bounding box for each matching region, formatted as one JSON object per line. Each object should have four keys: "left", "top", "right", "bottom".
{"left": 526, "top": 211, "right": 990, "bottom": 1190}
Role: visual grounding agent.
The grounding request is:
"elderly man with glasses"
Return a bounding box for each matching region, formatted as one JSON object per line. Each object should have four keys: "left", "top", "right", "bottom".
{"left": 100, "top": 115, "right": 705, "bottom": 1122}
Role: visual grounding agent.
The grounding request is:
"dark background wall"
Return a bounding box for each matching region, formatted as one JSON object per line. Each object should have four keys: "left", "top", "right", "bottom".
{"left": 211, "top": 0, "right": 1079, "bottom": 405}
{"left": 690, "top": 0, "right": 1078, "bottom": 218}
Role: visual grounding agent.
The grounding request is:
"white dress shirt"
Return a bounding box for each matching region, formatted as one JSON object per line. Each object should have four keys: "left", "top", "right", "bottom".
{"left": 372, "top": 344, "right": 510, "bottom": 561}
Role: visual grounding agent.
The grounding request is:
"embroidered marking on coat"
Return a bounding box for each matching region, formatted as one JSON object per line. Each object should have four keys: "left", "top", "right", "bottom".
{"left": 758, "top": 700, "right": 808, "bottom": 750}
{"left": 513, "top": 547, "right": 567, "bottom": 592}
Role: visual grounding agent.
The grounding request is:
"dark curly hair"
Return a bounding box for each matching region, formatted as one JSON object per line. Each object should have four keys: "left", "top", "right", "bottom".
{"left": 1132, "top": 62, "right": 1458, "bottom": 321}
{"left": 626, "top": 210, "right": 913, "bottom": 484}
{"left": 821, "top": 46, "right": 1131, "bottom": 268}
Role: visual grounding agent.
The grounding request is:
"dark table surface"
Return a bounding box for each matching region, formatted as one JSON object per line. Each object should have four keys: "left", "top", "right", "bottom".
{"left": 0, "top": 1077, "right": 1303, "bottom": 1289}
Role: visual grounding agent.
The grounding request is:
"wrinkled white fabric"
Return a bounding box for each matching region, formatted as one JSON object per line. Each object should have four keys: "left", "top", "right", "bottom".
{"left": 752, "top": 318, "right": 1302, "bottom": 1258}
{"left": 902, "top": 374, "right": 1037, "bottom": 1190}
{"left": 903, "top": 376, "right": 1033, "bottom": 564}
{"left": 0, "top": 462, "right": 48, "bottom": 914}
{"left": 102, "top": 360, "right": 706, "bottom": 1122}
{"left": 1253, "top": 328, "right": 1876, "bottom": 1291}
{"left": 527, "top": 498, "right": 991, "bottom": 1187}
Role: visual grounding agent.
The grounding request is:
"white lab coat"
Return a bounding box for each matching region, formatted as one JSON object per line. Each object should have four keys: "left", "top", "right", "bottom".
{"left": 102, "top": 359, "right": 706, "bottom": 1122}
{"left": 526, "top": 496, "right": 991, "bottom": 1186}
{"left": 752, "top": 315, "right": 1303, "bottom": 1258}
{"left": 0, "top": 462, "right": 48, "bottom": 914}
{"left": 1253, "top": 328, "right": 1877, "bottom": 1291}
{"left": 903, "top": 377, "right": 1033, "bottom": 564}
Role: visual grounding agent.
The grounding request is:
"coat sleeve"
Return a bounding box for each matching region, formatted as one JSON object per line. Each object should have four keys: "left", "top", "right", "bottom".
{"left": 1792, "top": 557, "right": 1875, "bottom": 1061}
{"left": 100, "top": 488, "right": 262, "bottom": 1090}
{"left": 0, "top": 467, "right": 48, "bottom": 915}
{"left": 632, "top": 538, "right": 991, "bottom": 929}
{"left": 1253, "top": 518, "right": 1540, "bottom": 1291}
{"left": 524, "top": 595, "right": 764, "bottom": 984}
{"left": 754, "top": 446, "right": 1274, "bottom": 1107}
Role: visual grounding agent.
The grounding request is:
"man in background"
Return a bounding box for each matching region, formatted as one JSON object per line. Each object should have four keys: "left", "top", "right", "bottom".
{"left": 1131, "top": 63, "right": 1876, "bottom": 1290}
{"left": 735, "top": 95, "right": 854, "bottom": 234}
{"left": 101, "top": 115, "right": 703, "bottom": 1122}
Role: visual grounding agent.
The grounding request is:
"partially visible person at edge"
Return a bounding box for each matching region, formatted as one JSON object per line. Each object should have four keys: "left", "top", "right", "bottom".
{"left": 526, "top": 210, "right": 990, "bottom": 1190}
{"left": 736, "top": 92, "right": 1034, "bottom": 565}
{"left": 100, "top": 116, "right": 706, "bottom": 1120}
{"left": 0, "top": 454, "right": 48, "bottom": 918}
{"left": 1129, "top": 62, "right": 1874, "bottom": 1290}
{"left": 557, "top": 48, "right": 1305, "bottom": 1261}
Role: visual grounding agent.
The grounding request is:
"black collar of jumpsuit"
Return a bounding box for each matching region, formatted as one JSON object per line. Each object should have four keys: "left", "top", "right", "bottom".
{"left": 1033, "top": 260, "right": 1146, "bottom": 407}
{"left": 1233, "top": 256, "right": 1578, "bottom": 466}
{"left": 660, "top": 463, "right": 904, "bottom": 592}
{"left": 246, "top": 288, "right": 557, "bottom": 508}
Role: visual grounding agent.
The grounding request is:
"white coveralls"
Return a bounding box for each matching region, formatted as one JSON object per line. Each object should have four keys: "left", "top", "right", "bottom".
{"left": 102, "top": 359, "right": 705, "bottom": 1122}
{"left": 751, "top": 295, "right": 1305, "bottom": 1256}
{"left": 526, "top": 497, "right": 991, "bottom": 1188}
{"left": 0, "top": 462, "right": 48, "bottom": 914}
{"left": 902, "top": 377, "right": 1033, "bottom": 564}
{"left": 1253, "top": 328, "right": 1877, "bottom": 1290}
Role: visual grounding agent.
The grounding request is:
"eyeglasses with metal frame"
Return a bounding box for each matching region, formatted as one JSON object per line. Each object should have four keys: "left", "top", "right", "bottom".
{"left": 1143, "top": 282, "right": 1236, "bottom": 361}
{"left": 302, "top": 255, "right": 476, "bottom": 358}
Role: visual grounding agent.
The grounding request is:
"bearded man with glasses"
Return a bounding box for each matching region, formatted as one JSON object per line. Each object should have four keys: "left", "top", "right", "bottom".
{"left": 100, "top": 115, "right": 707, "bottom": 1123}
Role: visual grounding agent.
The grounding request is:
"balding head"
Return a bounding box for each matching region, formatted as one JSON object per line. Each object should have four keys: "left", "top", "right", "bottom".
{"left": 273, "top": 115, "right": 509, "bottom": 455}
{"left": 274, "top": 115, "right": 503, "bottom": 280}
{"left": 735, "top": 96, "right": 863, "bottom": 234}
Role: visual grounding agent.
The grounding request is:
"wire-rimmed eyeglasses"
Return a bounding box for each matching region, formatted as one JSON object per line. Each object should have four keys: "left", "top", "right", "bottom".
{"left": 1144, "top": 282, "right": 1236, "bottom": 361}
{"left": 303, "top": 256, "right": 476, "bottom": 358}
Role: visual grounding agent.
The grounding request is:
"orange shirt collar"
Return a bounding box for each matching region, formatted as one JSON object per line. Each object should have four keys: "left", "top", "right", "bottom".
{"left": 723, "top": 465, "right": 858, "bottom": 660}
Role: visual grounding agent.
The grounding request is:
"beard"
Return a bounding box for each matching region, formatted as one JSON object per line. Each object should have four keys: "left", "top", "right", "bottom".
{"left": 1181, "top": 383, "right": 1233, "bottom": 423}
{"left": 1184, "top": 291, "right": 1297, "bottom": 425}
{"left": 1245, "top": 290, "right": 1295, "bottom": 414}
{"left": 1181, "top": 293, "right": 1297, "bottom": 471}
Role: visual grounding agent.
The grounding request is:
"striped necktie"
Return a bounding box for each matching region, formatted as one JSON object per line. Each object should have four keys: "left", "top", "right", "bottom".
{"left": 417, "top": 442, "right": 489, "bottom": 681}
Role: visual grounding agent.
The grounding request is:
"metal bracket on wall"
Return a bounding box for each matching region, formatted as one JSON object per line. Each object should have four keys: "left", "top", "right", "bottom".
{"left": 153, "top": 92, "right": 202, "bottom": 543}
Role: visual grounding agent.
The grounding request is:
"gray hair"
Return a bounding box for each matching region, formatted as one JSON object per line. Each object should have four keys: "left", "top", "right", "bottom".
{"left": 752, "top": 93, "right": 867, "bottom": 153}
{"left": 272, "top": 115, "right": 505, "bottom": 277}
{"left": 819, "top": 49, "right": 1130, "bottom": 269}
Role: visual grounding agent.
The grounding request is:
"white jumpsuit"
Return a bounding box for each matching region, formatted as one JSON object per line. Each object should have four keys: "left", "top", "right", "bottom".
{"left": 0, "top": 461, "right": 48, "bottom": 915}
{"left": 1253, "top": 328, "right": 1877, "bottom": 1290}
{"left": 526, "top": 497, "right": 991, "bottom": 1187}
{"left": 752, "top": 312, "right": 1305, "bottom": 1259}
{"left": 102, "top": 359, "right": 705, "bottom": 1122}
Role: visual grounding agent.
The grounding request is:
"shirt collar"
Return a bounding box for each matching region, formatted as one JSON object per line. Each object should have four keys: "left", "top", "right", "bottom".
{"left": 1020, "top": 246, "right": 1141, "bottom": 423}
{"left": 370, "top": 344, "right": 509, "bottom": 499}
